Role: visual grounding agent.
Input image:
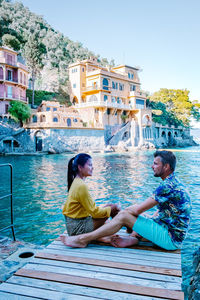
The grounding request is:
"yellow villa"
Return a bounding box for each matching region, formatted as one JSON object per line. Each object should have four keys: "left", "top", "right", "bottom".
{"left": 26, "top": 58, "right": 153, "bottom": 148}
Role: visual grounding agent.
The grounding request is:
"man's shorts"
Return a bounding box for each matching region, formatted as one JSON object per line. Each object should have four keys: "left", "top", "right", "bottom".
{"left": 133, "top": 215, "right": 178, "bottom": 250}
{"left": 65, "top": 216, "right": 94, "bottom": 236}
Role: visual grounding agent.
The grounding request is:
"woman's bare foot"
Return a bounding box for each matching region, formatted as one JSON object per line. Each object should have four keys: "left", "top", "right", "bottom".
{"left": 110, "top": 235, "right": 139, "bottom": 248}
{"left": 60, "top": 234, "right": 87, "bottom": 248}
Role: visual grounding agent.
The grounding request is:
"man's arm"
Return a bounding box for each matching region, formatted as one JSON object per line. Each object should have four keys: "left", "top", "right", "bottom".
{"left": 125, "top": 197, "right": 157, "bottom": 217}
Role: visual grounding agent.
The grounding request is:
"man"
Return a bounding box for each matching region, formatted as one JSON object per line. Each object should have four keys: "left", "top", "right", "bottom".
{"left": 61, "top": 150, "right": 191, "bottom": 250}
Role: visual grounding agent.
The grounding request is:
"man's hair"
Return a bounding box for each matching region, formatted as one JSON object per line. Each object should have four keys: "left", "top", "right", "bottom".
{"left": 154, "top": 150, "right": 176, "bottom": 171}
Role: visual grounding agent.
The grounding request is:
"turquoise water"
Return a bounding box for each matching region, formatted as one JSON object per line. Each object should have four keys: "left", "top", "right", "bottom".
{"left": 0, "top": 147, "right": 200, "bottom": 295}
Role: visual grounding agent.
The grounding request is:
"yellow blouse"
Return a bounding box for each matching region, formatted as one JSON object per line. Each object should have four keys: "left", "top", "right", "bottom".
{"left": 62, "top": 177, "right": 111, "bottom": 219}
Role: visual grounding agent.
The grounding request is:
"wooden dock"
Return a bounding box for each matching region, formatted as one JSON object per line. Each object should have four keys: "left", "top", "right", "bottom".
{"left": 0, "top": 237, "right": 184, "bottom": 299}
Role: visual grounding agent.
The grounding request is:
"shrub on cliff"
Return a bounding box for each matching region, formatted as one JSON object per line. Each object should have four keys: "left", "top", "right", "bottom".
{"left": 8, "top": 101, "right": 31, "bottom": 127}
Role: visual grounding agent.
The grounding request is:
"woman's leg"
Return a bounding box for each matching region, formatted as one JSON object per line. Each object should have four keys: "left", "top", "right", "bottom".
{"left": 61, "top": 210, "right": 137, "bottom": 248}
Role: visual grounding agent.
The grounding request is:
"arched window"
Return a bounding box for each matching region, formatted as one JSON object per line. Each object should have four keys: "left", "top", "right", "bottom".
{"left": 73, "top": 118, "right": 77, "bottom": 122}
{"left": 104, "top": 95, "right": 108, "bottom": 101}
{"left": 103, "top": 78, "right": 109, "bottom": 90}
{"left": 67, "top": 118, "right": 71, "bottom": 127}
{"left": 53, "top": 117, "right": 58, "bottom": 122}
{"left": 32, "top": 115, "right": 37, "bottom": 123}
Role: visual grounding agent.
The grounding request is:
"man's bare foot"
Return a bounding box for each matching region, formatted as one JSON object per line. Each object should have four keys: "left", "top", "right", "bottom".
{"left": 130, "top": 231, "right": 142, "bottom": 239}
{"left": 97, "top": 234, "right": 119, "bottom": 244}
{"left": 60, "top": 234, "right": 87, "bottom": 248}
{"left": 110, "top": 236, "right": 139, "bottom": 248}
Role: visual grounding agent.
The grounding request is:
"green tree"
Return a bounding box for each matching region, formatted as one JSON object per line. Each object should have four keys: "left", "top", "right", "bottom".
{"left": 8, "top": 100, "right": 31, "bottom": 127}
{"left": 150, "top": 89, "right": 197, "bottom": 126}
{"left": 2, "top": 34, "right": 20, "bottom": 50}
{"left": 23, "top": 33, "right": 46, "bottom": 106}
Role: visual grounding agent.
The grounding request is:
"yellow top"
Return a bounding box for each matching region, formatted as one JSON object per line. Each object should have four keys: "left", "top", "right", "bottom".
{"left": 62, "top": 177, "right": 111, "bottom": 219}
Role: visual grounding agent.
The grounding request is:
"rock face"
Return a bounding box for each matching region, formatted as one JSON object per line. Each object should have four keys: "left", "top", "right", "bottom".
{"left": 188, "top": 248, "right": 200, "bottom": 299}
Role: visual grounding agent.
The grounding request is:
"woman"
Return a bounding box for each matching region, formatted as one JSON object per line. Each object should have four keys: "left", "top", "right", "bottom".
{"left": 62, "top": 153, "right": 120, "bottom": 237}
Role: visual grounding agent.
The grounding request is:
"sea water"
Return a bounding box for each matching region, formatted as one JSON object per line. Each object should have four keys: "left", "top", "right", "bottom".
{"left": 0, "top": 147, "right": 200, "bottom": 295}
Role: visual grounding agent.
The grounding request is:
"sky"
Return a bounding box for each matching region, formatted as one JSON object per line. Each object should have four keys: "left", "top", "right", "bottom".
{"left": 18, "top": 0, "right": 200, "bottom": 102}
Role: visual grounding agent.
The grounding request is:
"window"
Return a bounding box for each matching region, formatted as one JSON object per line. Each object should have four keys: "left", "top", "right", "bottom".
{"left": 82, "top": 68, "right": 85, "bottom": 72}
{"left": 5, "top": 104, "right": 9, "bottom": 114}
{"left": 73, "top": 118, "right": 78, "bottom": 122}
{"left": 73, "top": 83, "right": 76, "bottom": 88}
{"left": 131, "top": 73, "right": 134, "bottom": 79}
{"left": 53, "top": 107, "right": 57, "bottom": 111}
{"left": 67, "top": 118, "right": 71, "bottom": 126}
{"left": 46, "top": 107, "right": 50, "bottom": 111}
{"left": 112, "top": 81, "right": 115, "bottom": 89}
{"left": 103, "top": 78, "right": 109, "bottom": 90}
{"left": 128, "top": 73, "right": 131, "bottom": 79}
{"left": 104, "top": 95, "right": 108, "bottom": 101}
{"left": 53, "top": 117, "right": 58, "bottom": 122}
{"left": 136, "top": 99, "right": 144, "bottom": 109}
{"left": 119, "top": 83, "right": 124, "bottom": 91}
{"left": 107, "top": 108, "right": 110, "bottom": 115}
{"left": 32, "top": 115, "right": 37, "bottom": 123}
{"left": 112, "top": 97, "right": 115, "bottom": 103}
{"left": 115, "top": 83, "right": 118, "bottom": 89}
{"left": 130, "top": 84, "right": 136, "bottom": 91}
{"left": 7, "top": 70, "right": 12, "bottom": 81}
{"left": 0, "top": 67, "right": 3, "bottom": 79}
{"left": 7, "top": 86, "right": 12, "bottom": 98}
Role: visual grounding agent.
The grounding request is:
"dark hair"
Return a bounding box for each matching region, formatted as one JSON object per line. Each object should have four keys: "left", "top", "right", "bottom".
{"left": 67, "top": 153, "right": 91, "bottom": 191}
{"left": 154, "top": 150, "right": 176, "bottom": 171}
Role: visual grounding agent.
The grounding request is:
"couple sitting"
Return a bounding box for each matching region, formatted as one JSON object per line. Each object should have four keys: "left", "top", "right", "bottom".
{"left": 61, "top": 151, "right": 191, "bottom": 250}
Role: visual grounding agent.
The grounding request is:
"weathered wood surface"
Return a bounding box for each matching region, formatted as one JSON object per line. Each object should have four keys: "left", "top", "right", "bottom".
{"left": 0, "top": 239, "right": 184, "bottom": 299}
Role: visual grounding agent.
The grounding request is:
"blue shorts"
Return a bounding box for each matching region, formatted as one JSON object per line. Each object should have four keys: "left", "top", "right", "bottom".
{"left": 132, "top": 215, "right": 178, "bottom": 250}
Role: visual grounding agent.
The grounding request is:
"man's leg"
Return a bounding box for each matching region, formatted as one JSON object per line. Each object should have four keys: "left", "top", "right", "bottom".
{"left": 61, "top": 210, "right": 137, "bottom": 248}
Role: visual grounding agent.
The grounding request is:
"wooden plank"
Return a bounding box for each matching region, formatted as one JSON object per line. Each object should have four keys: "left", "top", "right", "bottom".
{"left": 35, "top": 252, "right": 182, "bottom": 277}
{"left": 21, "top": 262, "right": 181, "bottom": 290}
{"left": 47, "top": 243, "right": 181, "bottom": 264}
{"left": 7, "top": 276, "right": 168, "bottom": 300}
{"left": 42, "top": 248, "right": 181, "bottom": 269}
{"left": 0, "top": 291, "right": 37, "bottom": 300}
{"left": 0, "top": 282, "right": 92, "bottom": 300}
{"left": 15, "top": 269, "right": 184, "bottom": 300}
{"left": 32, "top": 256, "right": 181, "bottom": 283}
{"left": 25, "top": 259, "right": 181, "bottom": 290}
{"left": 53, "top": 240, "right": 181, "bottom": 258}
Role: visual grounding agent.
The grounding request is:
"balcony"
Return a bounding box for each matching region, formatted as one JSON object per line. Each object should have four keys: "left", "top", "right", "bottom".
{"left": 129, "top": 91, "right": 147, "bottom": 98}
{"left": 5, "top": 78, "right": 18, "bottom": 84}
{"left": 75, "top": 101, "right": 133, "bottom": 110}
{"left": 82, "top": 85, "right": 111, "bottom": 95}
{"left": 0, "top": 94, "right": 27, "bottom": 102}
{"left": 0, "top": 57, "right": 18, "bottom": 67}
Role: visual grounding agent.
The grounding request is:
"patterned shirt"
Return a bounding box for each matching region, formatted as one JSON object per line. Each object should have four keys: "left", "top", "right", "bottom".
{"left": 153, "top": 172, "right": 191, "bottom": 247}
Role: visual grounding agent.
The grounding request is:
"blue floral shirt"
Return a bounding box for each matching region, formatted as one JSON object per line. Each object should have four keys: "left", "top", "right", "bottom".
{"left": 153, "top": 172, "right": 191, "bottom": 247}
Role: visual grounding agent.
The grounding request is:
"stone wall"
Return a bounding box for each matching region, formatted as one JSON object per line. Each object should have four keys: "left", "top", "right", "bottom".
{"left": 30, "top": 128, "right": 105, "bottom": 153}
{"left": 0, "top": 123, "right": 105, "bottom": 154}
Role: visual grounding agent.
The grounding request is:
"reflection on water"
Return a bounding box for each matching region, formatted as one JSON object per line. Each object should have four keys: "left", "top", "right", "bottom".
{"left": 0, "top": 148, "right": 200, "bottom": 294}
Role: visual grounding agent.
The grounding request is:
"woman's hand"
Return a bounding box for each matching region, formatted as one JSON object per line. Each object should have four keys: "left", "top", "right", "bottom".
{"left": 104, "top": 203, "right": 121, "bottom": 218}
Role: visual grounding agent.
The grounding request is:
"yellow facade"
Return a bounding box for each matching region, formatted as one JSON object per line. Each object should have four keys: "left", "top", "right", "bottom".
{"left": 69, "top": 57, "right": 151, "bottom": 128}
